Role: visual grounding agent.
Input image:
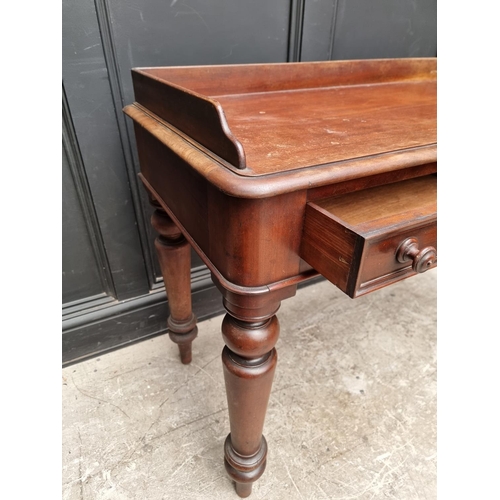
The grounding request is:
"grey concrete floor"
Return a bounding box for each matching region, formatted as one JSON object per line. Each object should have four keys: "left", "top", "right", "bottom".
{"left": 62, "top": 270, "right": 436, "bottom": 500}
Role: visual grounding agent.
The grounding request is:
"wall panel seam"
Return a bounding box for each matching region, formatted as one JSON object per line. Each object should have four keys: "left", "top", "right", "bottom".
{"left": 94, "top": 0, "right": 158, "bottom": 289}
{"left": 288, "top": 0, "right": 306, "bottom": 62}
{"left": 328, "top": 0, "right": 340, "bottom": 60}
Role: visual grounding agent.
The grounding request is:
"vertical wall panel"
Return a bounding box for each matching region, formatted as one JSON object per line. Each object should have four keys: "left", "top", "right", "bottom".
{"left": 62, "top": 141, "right": 105, "bottom": 304}
{"left": 62, "top": 0, "right": 149, "bottom": 300}
{"left": 331, "top": 0, "right": 437, "bottom": 60}
{"left": 301, "top": 0, "right": 436, "bottom": 62}
{"left": 301, "top": 0, "right": 338, "bottom": 62}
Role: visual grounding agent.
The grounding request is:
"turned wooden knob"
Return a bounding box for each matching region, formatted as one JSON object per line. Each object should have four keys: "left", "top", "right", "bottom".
{"left": 396, "top": 237, "right": 436, "bottom": 273}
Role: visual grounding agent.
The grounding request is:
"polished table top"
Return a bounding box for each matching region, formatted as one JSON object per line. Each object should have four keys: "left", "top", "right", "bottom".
{"left": 124, "top": 58, "right": 437, "bottom": 294}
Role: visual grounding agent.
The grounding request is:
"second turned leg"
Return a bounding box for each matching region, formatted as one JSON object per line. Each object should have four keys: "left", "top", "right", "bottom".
{"left": 221, "top": 309, "right": 280, "bottom": 497}
{"left": 150, "top": 202, "right": 197, "bottom": 364}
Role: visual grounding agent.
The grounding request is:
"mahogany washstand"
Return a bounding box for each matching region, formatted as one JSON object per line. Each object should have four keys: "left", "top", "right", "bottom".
{"left": 124, "top": 58, "right": 437, "bottom": 497}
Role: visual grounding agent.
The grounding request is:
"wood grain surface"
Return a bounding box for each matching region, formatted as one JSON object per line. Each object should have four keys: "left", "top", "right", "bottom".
{"left": 217, "top": 80, "right": 436, "bottom": 174}
{"left": 317, "top": 175, "right": 437, "bottom": 229}
{"left": 301, "top": 175, "right": 437, "bottom": 297}
{"left": 131, "top": 58, "right": 436, "bottom": 175}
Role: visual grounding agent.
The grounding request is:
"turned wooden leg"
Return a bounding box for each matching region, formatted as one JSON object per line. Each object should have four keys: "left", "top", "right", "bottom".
{"left": 150, "top": 201, "right": 197, "bottom": 364}
{"left": 221, "top": 307, "right": 280, "bottom": 497}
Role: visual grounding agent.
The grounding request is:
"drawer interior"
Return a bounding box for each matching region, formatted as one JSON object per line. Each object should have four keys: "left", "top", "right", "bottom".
{"left": 300, "top": 175, "right": 437, "bottom": 298}
{"left": 316, "top": 175, "right": 436, "bottom": 233}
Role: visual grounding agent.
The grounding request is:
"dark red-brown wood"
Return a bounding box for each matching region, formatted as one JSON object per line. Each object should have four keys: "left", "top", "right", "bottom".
{"left": 131, "top": 58, "right": 436, "bottom": 173}
{"left": 124, "top": 59, "right": 438, "bottom": 497}
{"left": 150, "top": 200, "right": 197, "bottom": 364}
{"left": 300, "top": 175, "right": 437, "bottom": 297}
{"left": 221, "top": 308, "right": 280, "bottom": 497}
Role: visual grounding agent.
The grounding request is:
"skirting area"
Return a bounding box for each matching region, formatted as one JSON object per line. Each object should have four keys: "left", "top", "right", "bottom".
{"left": 62, "top": 270, "right": 436, "bottom": 500}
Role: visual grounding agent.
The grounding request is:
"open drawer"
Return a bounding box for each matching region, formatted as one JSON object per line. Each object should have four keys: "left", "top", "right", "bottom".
{"left": 300, "top": 175, "right": 437, "bottom": 298}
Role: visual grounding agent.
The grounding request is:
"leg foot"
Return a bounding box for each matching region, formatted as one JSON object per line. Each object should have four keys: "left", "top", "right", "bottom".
{"left": 235, "top": 482, "right": 253, "bottom": 498}
{"left": 168, "top": 314, "right": 198, "bottom": 364}
{"left": 177, "top": 341, "right": 193, "bottom": 365}
{"left": 150, "top": 201, "right": 197, "bottom": 363}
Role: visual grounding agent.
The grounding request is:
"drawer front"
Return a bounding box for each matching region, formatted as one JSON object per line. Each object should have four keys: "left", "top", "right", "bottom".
{"left": 355, "top": 217, "right": 436, "bottom": 297}
{"left": 300, "top": 176, "right": 437, "bottom": 298}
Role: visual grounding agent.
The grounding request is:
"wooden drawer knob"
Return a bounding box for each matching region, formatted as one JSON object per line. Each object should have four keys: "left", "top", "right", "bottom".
{"left": 396, "top": 237, "right": 436, "bottom": 273}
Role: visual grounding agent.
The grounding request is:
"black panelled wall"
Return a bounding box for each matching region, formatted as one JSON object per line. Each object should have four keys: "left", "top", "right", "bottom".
{"left": 62, "top": 0, "right": 437, "bottom": 365}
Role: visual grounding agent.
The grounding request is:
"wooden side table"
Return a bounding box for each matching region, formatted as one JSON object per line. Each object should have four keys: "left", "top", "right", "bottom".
{"left": 124, "top": 58, "right": 437, "bottom": 497}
